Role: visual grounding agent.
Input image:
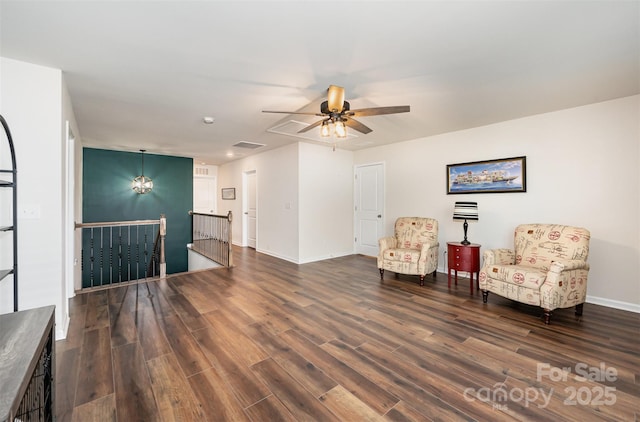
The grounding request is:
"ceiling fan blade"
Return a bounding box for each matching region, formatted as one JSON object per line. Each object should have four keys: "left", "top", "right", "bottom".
{"left": 348, "top": 105, "right": 410, "bottom": 117}
{"left": 327, "top": 85, "right": 345, "bottom": 113}
{"left": 262, "top": 110, "right": 324, "bottom": 116}
{"left": 345, "top": 118, "right": 372, "bottom": 134}
{"left": 297, "top": 119, "right": 325, "bottom": 133}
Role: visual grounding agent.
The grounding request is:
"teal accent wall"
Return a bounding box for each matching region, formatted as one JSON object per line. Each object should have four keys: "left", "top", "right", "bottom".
{"left": 82, "top": 148, "right": 192, "bottom": 280}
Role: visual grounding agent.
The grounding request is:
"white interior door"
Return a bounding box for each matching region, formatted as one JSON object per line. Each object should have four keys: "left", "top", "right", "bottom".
{"left": 193, "top": 177, "right": 216, "bottom": 214}
{"left": 245, "top": 171, "right": 257, "bottom": 249}
{"left": 354, "top": 163, "right": 384, "bottom": 256}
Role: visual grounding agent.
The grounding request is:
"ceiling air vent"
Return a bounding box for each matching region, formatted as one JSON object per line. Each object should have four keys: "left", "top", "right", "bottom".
{"left": 233, "top": 141, "right": 265, "bottom": 149}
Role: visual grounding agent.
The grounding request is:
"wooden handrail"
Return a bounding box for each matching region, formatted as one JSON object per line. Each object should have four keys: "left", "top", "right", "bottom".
{"left": 189, "top": 210, "right": 233, "bottom": 222}
{"left": 75, "top": 219, "right": 160, "bottom": 229}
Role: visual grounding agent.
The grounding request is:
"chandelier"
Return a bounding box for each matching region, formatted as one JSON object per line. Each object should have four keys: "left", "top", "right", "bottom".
{"left": 132, "top": 149, "right": 153, "bottom": 194}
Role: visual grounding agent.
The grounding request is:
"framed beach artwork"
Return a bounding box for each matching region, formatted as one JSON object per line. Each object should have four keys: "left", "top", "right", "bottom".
{"left": 447, "top": 156, "right": 526, "bottom": 194}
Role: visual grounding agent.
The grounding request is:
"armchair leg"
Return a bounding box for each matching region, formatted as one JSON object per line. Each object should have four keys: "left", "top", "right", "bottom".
{"left": 482, "top": 290, "right": 488, "bottom": 303}
{"left": 543, "top": 309, "right": 552, "bottom": 325}
{"left": 379, "top": 268, "right": 384, "bottom": 280}
{"left": 419, "top": 275, "right": 425, "bottom": 286}
{"left": 575, "top": 303, "right": 584, "bottom": 317}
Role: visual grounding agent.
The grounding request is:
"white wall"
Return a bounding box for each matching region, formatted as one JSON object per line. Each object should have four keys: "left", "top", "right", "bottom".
{"left": 298, "top": 142, "right": 354, "bottom": 263}
{"left": 0, "top": 57, "right": 70, "bottom": 336}
{"left": 355, "top": 95, "right": 640, "bottom": 310}
{"left": 67, "top": 77, "right": 84, "bottom": 297}
{"left": 218, "top": 143, "right": 300, "bottom": 262}
{"left": 60, "top": 74, "right": 81, "bottom": 336}
{"left": 218, "top": 141, "right": 355, "bottom": 264}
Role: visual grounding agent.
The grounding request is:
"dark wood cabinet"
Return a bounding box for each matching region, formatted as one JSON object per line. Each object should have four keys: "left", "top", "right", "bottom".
{"left": 0, "top": 305, "right": 55, "bottom": 422}
{"left": 447, "top": 242, "right": 481, "bottom": 294}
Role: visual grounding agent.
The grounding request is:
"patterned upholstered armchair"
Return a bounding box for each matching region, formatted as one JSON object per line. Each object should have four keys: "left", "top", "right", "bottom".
{"left": 479, "top": 224, "right": 590, "bottom": 324}
{"left": 378, "top": 217, "right": 439, "bottom": 286}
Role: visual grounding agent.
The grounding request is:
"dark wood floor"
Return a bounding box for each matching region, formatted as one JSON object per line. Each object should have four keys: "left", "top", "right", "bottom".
{"left": 55, "top": 247, "right": 639, "bottom": 421}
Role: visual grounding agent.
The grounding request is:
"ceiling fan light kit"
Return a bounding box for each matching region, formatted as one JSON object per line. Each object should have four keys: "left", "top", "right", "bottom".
{"left": 319, "top": 119, "right": 347, "bottom": 139}
{"left": 263, "top": 85, "right": 410, "bottom": 141}
{"left": 334, "top": 120, "right": 347, "bottom": 138}
{"left": 320, "top": 120, "right": 330, "bottom": 137}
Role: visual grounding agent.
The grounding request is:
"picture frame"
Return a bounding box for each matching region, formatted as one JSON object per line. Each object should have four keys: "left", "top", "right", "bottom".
{"left": 446, "top": 156, "right": 526, "bottom": 194}
{"left": 221, "top": 187, "right": 236, "bottom": 200}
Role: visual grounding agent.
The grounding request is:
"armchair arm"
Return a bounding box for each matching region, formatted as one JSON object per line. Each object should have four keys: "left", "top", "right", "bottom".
{"left": 482, "top": 248, "right": 515, "bottom": 266}
{"left": 420, "top": 241, "right": 439, "bottom": 255}
{"left": 378, "top": 236, "right": 397, "bottom": 268}
{"left": 419, "top": 241, "right": 439, "bottom": 274}
{"left": 378, "top": 236, "right": 397, "bottom": 253}
{"left": 549, "top": 260, "right": 590, "bottom": 273}
{"left": 541, "top": 262, "right": 590, "bottom": 311}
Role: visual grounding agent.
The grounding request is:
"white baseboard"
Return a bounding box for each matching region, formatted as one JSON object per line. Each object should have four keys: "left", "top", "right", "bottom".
{"left": 255, "top": 248, "right": 299, "bottom": 264}
{"left": 57, "top": 311, "right": 70, "bottom": 340}
{"left": 298, "top": 251, "right": 354, "bottom": 265}
{"left": 586, "top": 295, "right": 640, "bottom": 313}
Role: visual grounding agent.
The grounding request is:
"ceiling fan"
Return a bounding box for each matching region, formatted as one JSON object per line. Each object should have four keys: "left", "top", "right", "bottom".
{"left": 262, "top": 85, "right": 410, "bottom": 138}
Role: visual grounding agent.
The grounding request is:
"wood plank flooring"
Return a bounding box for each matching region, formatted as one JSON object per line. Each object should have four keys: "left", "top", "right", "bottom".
{"left": 55, "top": 247, "right": 640, "bottom": 421}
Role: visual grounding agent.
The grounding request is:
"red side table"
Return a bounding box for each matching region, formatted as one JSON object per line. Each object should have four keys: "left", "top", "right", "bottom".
{"left": 447, "top": 242, "right": 481, "bottom": 294}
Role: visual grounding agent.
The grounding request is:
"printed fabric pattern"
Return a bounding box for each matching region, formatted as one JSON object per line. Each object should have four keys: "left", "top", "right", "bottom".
{"left": 479, "top": 224, "right": 590, "bottom": 311}
{"left": 378, "top": 217, "right": 439, "bottom": 277}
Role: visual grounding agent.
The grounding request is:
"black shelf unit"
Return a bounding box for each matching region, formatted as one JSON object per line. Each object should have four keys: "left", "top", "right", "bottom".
{"left": 0, "top": 114, "right": 18, "bottom": 312}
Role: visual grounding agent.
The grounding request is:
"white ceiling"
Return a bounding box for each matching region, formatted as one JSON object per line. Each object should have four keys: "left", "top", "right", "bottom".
{"left": 1, "top": 1, "right": 638, "bottom": 165}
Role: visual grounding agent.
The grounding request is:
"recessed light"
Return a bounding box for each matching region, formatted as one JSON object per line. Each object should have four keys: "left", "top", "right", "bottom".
{"left": 203, "top": 116, "right": 215, "bottom": 124}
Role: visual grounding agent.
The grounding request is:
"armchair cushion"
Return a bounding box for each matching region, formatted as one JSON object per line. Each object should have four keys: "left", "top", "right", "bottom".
{"left": 484, "top": 264, "right": 548, "bottom": 289}
{"left": 394, "top": 217, "right": 438, "bottom": 248}
{"left": 383, "top": 248, "right": 421, "bottom": 263}
{"left": 514, "top": 224, "right": 590, "bottom": 270}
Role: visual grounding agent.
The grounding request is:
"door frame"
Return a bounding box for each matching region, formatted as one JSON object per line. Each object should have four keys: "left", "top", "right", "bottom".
{"left": 242, "top": 169, "right": 257, "bottom": 248}
{"left": 353, "top": 162, "right": 385, "bottom": 256}
{"left": 64, "top": 121, "right": 76, "bottom": 297}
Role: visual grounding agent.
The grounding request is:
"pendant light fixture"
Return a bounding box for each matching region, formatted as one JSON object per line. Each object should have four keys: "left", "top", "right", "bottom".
{"left": 132, "top": 149, "right": 153, "bottom": 194}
